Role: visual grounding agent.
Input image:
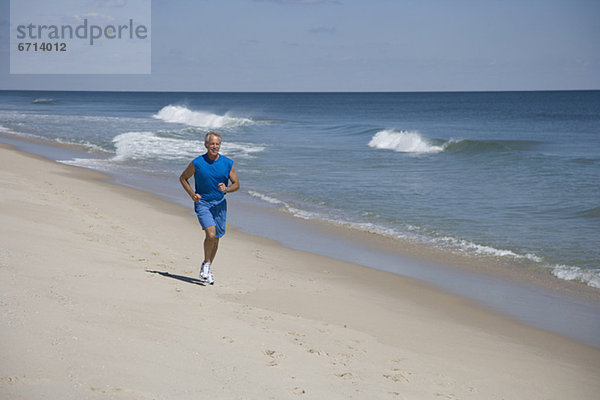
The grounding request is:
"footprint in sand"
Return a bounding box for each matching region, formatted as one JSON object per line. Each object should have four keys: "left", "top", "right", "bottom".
{"left": 307, "top": 348, "right": 329, "bottom": 356}
{"left": 335, "top": 372, "right": 354, "bottom": 380}
{"left": 383, "top": 372, "right": 410, "bottom": 383}
{"left": 292, "top": 386, "right": 306, "bottom": 395}
{"left": 263, "top": 349, "right": 284, "bottom": 366}
{"left": 222, "top": 336, "right": 234, "bottom": 343}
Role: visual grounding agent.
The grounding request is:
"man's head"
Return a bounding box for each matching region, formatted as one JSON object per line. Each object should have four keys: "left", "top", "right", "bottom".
{"left": 204, "top": 131, "right": 222, "bottom": 145}
{"left": 204, "top": 131, "right": 222, "bottom": 160}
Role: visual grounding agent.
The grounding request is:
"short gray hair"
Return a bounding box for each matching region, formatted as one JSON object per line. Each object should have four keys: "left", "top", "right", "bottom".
{"left": 204, "top": 131, "right": 222, "bottom": 144}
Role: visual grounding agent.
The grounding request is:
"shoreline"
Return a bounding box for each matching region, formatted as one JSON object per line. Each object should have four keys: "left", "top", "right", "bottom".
{"left": 2, "top": 133, "right": 600, "bottom": 349}
{"left": 1, "top": 143, "right": 600, "bottom": 399}
{"left": 2, "top": 130, "right": 599, "bottom": 298}
{"left": 3, "top": 130, "right": 599, "bottom": 297}
{"left": 232, "top": 193, "right": 600, "bottom": 301}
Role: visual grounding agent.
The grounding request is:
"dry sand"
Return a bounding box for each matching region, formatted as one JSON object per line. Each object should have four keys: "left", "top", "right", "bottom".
{"left": 1, "top": 144, "right": 599, "bottom": 399}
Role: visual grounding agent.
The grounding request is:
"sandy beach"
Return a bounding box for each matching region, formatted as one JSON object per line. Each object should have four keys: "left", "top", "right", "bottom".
{"left": 1, "top": 143, "right": 599, "bottom": 399}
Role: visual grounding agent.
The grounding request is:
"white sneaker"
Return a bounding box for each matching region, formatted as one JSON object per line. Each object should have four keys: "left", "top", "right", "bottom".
{"left": 200, "top": 262, "right": 210, "bottom": 280}
{"left": 206, "top": 269, "right": 214, "bottom": 285}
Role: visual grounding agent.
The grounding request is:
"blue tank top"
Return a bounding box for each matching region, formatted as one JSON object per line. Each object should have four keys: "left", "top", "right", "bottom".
{"left": 192, "top": 154, "right": 233, "bottom": 204}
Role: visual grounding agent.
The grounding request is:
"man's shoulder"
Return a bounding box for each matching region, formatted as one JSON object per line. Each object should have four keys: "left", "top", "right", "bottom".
{"left": 192, "top": 154, "right": 208, "bottom": 164}
{"left": 216, "top": 154, "right": 233, "bottom": 168}
{"left": 220, "top": 154, "right": 233, "bottom": 163}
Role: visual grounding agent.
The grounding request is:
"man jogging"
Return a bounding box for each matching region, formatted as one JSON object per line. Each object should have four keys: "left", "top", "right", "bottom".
{"left": 179, "top": 131, "right": 240, "bottom": 285}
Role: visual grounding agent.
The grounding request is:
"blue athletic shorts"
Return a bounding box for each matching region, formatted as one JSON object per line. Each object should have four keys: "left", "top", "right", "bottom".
{"left": 194, "top": 200, "right": 227, "bottom": 238}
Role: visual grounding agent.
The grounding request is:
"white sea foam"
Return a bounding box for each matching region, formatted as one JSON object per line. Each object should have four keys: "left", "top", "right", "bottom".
{"left": 248, "top": 190, "right": 287, "bottom": 205}
{"left": 0, "top": 125, "right": 16, "bottom": 135}
{"left": 111, "top": 131, "right": 264, "bottom": 162}
{"left": 368, "top": 129, "right": 445, "bottom": 154}
{"left": 153, "top": 105, "right": 254, "bottom": 129}
{"left": 221, "top": 190, "right": 600, "bottom": 289}
{"left": 0, "top": 124, "right": 42, "bottom": 140}
{"left": 250, "top": 190, "right": 328, "bottom": 219}
{"left": 437, "top": 236, "right": 543, "bottom": 262}
{"left": 112, "top": 131, "right": 202, "bottom": 161}
{"left": 32, "top": 98, "right": 57, "bottom": 104}
{"left": 59, "top": 157, "right": 114, "bottom": 171}
{"left": 221, "top": 142, "right": 266, "bottom": 158}
{"left": 432, "top": 236, "right": 551, "bottom": 269}
{"left": 329, "top": 220, "right": 400, "bottom": 237}
{"left": 249, "top": 191, "right": 404, "bottom": 236}
{"left": 551, "top": 265, "right": 600, "bottom": 289}
{"left": 54, "top": 138, "right": 109, "bottom": 154}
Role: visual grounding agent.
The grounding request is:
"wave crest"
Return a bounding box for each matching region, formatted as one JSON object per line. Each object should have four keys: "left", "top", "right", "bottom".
{"left": 112, "top": 131, "right": 264, "bottom": 161}
{"left": 368, "top": 130, "right": 542, "bottom": 156}
{"left": 551, "top": 265, "right": 600, "bottom": 289}
{"left": 32, "top": 98, "right": 58, "bottom": 104}
{"left": 153, "top": 105, "right": 254, "bottom": 129}
{"left": 368, "top": 130, "right": 444, "bottom": 154}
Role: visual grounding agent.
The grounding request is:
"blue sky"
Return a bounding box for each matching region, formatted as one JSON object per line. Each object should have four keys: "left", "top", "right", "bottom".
{"left": 1, "top": 0, "right": 599, "bottom": 91}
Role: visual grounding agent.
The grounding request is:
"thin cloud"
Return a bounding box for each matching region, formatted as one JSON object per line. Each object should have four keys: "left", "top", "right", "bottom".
{"left": 309, "top": 26, "right": 336, "bottom": 35}
{"left": 282, "top": 41, "right": 302, "bottom": 47}
{"left": 96, "top": 0, "right": 127, "bottom": 6}
{"left": 239, "top": 39, "right": 261, "bottom": 46}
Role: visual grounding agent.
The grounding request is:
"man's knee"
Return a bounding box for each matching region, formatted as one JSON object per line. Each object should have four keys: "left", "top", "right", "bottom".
{"left": 204, "top": 226, "right": 217, "bottom": 240}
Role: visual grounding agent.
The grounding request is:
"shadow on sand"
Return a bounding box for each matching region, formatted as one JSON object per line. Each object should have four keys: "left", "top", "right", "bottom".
{"left": 146, "top": 270, "right": 206, "bottom": 286}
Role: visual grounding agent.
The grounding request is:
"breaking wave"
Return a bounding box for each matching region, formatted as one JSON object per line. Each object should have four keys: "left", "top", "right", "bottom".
{"left": 153, "top": 105, "right": 255, "bottom": 129}
{"left": 551, "top": 265, "right": 600, "bottom": 289}
{"left": 112, "top": 131, "right": 265, "bottom": 161}
{"left": 368, "top": 129, "right": 444, "bottom": 154}
{"left": 32, "top": 98, "right": 58, "bottom": 104}
{"left": 368, "top": 129, "right": 541, "bottom": 155}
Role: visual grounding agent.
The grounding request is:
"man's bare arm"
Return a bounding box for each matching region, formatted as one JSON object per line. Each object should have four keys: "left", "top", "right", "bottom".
{"left": 222, "top": 164, "right": 240, "bottom": 194}
{"left": 228, "top": 165, "right": 240, "bottom": 193}
{"left": 179, "top": 162, "right": 201, "bottom": 202}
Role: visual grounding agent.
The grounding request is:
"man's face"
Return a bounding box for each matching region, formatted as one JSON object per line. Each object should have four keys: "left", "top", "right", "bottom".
{"left": 205, "top": 134, "right": 221, "bottom": 157}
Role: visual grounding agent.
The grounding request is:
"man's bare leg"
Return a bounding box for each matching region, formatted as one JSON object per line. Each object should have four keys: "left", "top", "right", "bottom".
{"left": 203, "top": 226, "right": 220, "bottom": 264}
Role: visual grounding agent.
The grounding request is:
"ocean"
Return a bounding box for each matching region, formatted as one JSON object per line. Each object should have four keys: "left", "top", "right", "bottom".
{"left": 2, "top": 90, "right": 599, "bottom": 285}
{"left": 1, "top": 90, "right": 600, "bottom": 345}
